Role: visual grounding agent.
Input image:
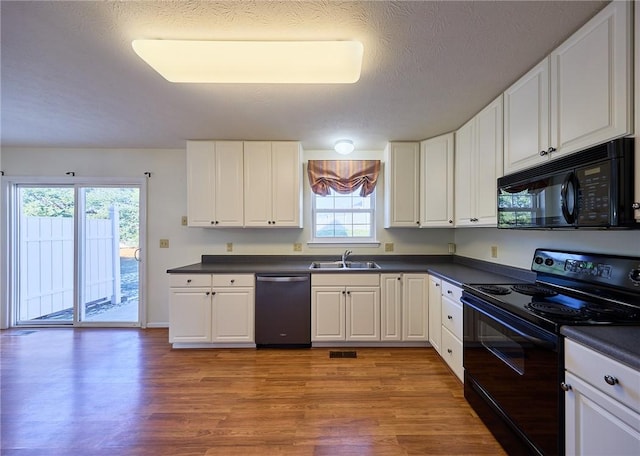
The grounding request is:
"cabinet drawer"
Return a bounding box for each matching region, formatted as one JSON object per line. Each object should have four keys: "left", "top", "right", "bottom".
{"left": 441, "top": 281, "right": 462, "bottom": 302}
{"left": 441, "top": 326, "right": 463, "bottom": 382}
{"left": 169, "top": 274, "right": 212, "bottom": 288}
{"left": 565, "top": 339, "right": 640, "bottom": 413}
{"left": 441, "top": 295, "right": 463, "bottom": 340}
{"left": 212, "top": 274, "right": 254, "bottom": 288}
{"left": 312, "top": 273, "right": 380, "bottom": 287}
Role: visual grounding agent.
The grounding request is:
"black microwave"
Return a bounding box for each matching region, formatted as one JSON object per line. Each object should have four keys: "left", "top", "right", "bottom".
{"left": 497, "top": 138, "right": 637, "bottom": 229}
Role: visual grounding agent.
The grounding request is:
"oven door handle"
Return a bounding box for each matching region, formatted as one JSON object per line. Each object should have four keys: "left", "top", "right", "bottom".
{"left": 462, "top": 297, "right": 556, "bottom": 349}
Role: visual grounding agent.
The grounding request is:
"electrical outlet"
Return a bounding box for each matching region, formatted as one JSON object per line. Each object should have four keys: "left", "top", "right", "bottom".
{"left": 385, "top": 243, "right": 394, "bottom": 252}
{"left": 159, "top": 239, "right": 169, "bottom": 248}
{"left": 226, "top": 242, "right": 233, "bottom": 252}
{"left": 491, "top": 245, "right": 498, "bottom": 258}
{"left": 181, "top": 216, "right": 188, "bottom": 226}
{"left": 448, "top": 243, "right": 456, "bottom": 254}
{"left": 293, "top": 243, "right": 302, "bottom": 252}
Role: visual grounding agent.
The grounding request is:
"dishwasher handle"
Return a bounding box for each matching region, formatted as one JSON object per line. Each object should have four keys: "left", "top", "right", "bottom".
{"left": 256, "top": 276, "right": 310, "bottom": 283}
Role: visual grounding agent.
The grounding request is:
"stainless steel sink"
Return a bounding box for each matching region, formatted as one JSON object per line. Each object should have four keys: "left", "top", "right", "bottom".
{"left": 344, "top": 261, "right": 380, "bottom": 269}
{"left": 309, "top": 261, "right": 344, "bottom": 269}
{"left": 308, "top": 261, "right": 380, "bottom": 270}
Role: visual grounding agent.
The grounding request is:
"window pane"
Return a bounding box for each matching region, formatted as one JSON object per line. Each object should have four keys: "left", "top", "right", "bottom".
{"left": 315, "top": 196, "right": 334, "bottom": 209}
{"left": 312, "top": 188, "right": 375, "bottom": 241}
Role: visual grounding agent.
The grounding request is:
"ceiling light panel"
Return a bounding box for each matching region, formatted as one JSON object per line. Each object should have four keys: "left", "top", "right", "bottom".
{"left": 131, "top": 40, "right": 364, "bottom": 83}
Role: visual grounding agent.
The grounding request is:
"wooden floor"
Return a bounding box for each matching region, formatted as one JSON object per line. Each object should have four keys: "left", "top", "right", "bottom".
{"left": 1, "top": 328, "right": 506, "bottom": 456}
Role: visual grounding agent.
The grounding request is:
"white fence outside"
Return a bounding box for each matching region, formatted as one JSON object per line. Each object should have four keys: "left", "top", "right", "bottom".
{"left": 19, "top": 208, "right": 121, "bottom": 320}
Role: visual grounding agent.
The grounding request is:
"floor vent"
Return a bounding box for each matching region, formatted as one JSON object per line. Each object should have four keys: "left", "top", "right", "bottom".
{"left": 329, "top": 351, "right": 357, "bottom": 359}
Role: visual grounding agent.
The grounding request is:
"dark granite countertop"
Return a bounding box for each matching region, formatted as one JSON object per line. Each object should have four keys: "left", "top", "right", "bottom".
{"left": 167, "top": 254, "right": 535, "bottom": 286}
{"left": 560, "top": 326, "right": 640, "bottom": 371}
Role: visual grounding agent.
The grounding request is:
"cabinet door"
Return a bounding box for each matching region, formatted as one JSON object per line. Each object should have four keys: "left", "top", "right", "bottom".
{"left": 474, "top": 95, "right": 503, "bottom": 226}
{"left": 420, "top": 133, "right": 454, "bottom": 227}
{"left": 311, "top": 287, "right": 345, "bottom": 341}
{"left": 503, "top": 58, "right": 550, "bottom": 174}
{"left": 550, "top": 0, "right": 632, "bottom": 156}
{"left": 380, "top": 274, "right": 402, "bottom": 341}
{"left": 211, "top": 288, "right": 254, "bottom": 342}
{"left": 402, "top": 274, "right": 428, "bottom": 341}
{"left": 271, "top": 142, "right": 302, "bottom": 227}
{"left": 214, "top": 141, "right": 244, "bottom": 227}
{"left": 384, "top": 142, "right": 420, "bottom": 227}
{"left": 454, "top": 118, "right": 474, "bottom": 226}
{"left": 169, "top": 288, "right": 212, "bottom": 343}
{"left": 565, "top": 372, "right": 640, "bottom": 456}
{"left": 186, "top": 141, "right": 216, "bottom": 227}
{"left": 346, "top": 287, "right": 380, "bottom": 341}
{"left": 243, "top": 141, "right": 273, "bottom": 227}
{"left": 428, "top": 276, "right": 442, "bottom": 354}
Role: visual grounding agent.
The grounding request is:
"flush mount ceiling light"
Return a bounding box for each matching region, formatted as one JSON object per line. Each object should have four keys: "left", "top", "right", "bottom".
{"left": 131, "top": 40, "right": 364, "bottom": 83}
{"left": 334, "top": 139, "right": 355, "bottom": 155}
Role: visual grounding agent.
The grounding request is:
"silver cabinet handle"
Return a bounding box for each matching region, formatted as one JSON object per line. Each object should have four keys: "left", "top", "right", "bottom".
{"left": 447, "top": 348, "right": 453, "bottom": 354}
{"left": 604, "top": 375, "right": 618, "bottom": 386}
{"left": 447, "top": 315, "right": 453, "bottom": 320}
{"left": 560, "top": 382, "right": 572, "bottom": 392}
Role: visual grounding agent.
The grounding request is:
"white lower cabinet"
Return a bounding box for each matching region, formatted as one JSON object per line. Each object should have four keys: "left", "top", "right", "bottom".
{"left": 564, "top": 339, "right": 640, "bottom": 455}
{"left": 435, "top": 279, "right": 464, "bottom": 382}
{"left": 312, "top": 274, "right": 380, "bottom": 342}
{"left": 380, "top": 273, "right": 429, "bottom": 342}
{"left": 402, "top": 274, "right": 429, "bottom": 341}
{"left": 427, "top": 275, "right": 442, "bottom": 354}
{"left": 169, "top": 274, "right": 254, "bottom": 346}
{"left": 169, "top": 287, "right": 212, "bottom": 343}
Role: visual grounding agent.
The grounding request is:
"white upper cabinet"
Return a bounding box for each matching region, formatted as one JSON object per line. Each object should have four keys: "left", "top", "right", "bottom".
{"left": 384, "top": 142, "right": 421, "bottom": 228}
{"left": 244, "top": 141, "right": 302, "bottom": 227}
{"left": 420, "top": 133, "right": 455, "bottom": 227}
{"left": 503, "top": 58, "right": 551, "bottom": 174}
{"left": 504, "top": 1, "right": 632, "bottom": 174}
{"left": 186, "top": 141, "right": 244, "bottom": 227}
{"left": 455, "top": 95, "right": 503, "bottom": 227}
{"left": 550, "top": 0, "right": 632, "bottom": 156}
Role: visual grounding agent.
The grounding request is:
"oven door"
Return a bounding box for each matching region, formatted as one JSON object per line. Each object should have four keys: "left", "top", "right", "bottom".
{"left": 462, "top": 294, "right": 561, "bottom": 456}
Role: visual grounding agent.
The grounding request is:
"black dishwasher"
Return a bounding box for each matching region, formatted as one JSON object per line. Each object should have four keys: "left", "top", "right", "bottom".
{"left": 255, "top": 273, "right": 311, "bottom": 348}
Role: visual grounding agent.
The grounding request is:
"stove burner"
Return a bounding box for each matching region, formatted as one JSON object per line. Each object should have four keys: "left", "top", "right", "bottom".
{"left": 527, "top": 302, "right": 590, "bottom": 320}
{"left": 477, "top": 285, "right": 511, "bottom": 295}
{"left": 584, "top": 303, "right": 640, "bottom": 320}
{"left": 512, "top": 284, "right": 558, "bottom": 297}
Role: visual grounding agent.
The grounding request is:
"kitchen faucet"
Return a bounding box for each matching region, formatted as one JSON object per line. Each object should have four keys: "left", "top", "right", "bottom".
{"left": 341, "top": 249, "right": 352, "bottom": 266}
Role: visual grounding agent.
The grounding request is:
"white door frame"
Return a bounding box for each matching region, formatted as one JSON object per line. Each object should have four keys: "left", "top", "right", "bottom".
{"left": 0, "top": 176, "right": 147, "bottom": 328}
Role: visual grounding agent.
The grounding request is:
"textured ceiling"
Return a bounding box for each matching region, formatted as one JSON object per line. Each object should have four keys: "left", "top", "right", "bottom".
{"left": 1, "top": 1, "right": 608, "bottom": 151}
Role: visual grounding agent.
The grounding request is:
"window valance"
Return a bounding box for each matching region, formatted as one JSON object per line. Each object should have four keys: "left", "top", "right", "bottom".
{"left": 307, "top": 160, "right": 381, "bottom": 197}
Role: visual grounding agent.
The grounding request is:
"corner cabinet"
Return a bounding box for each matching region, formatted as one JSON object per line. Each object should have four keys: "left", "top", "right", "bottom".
{"left": 243, "top": 141, "right": 302, "bottom": 228}
{"left": 380, "top": 273, "right": 429, "bottom": 342}
{"left": 384, "top": 142, "right": 421, "bottom": 228}
{"left": 420, "top": 133, "right": 455, "bottom": 227}
{"left": 186, "top": 141, "right": 244, "bottom": 227}
{"left": 169, "top": 274, "right": 255, "bottom": 347}
{"left": 504, "top": 1, "right": 632, "bottom": 174}
{"left": 455, "top": 95, "right": 503, "bottom": 227}
{"left": 564, "top": 339, "right": 639, "bottom": 455}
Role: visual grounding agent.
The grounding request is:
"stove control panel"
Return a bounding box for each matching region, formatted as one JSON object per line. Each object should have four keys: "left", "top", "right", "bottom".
{"left": 532, "top": 249, "right": 640, "bottom": 293}
{"left": 563, "top": 259, "right": 612, "bottom": 279}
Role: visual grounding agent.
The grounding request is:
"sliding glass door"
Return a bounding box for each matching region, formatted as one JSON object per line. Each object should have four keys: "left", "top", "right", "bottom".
{"left": 12, "top": 182, "right": 144, "bottom": 326}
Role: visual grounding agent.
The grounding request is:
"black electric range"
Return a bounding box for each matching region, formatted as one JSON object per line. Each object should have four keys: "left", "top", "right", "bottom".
{"left": 463, "top": 249, "right": 640, "bottom": 333}
{"left": 461, "top": 249, "right": 640, "bottom": 456}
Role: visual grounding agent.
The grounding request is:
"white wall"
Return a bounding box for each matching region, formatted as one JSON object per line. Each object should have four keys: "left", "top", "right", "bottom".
{"left": 454, "top": 228, "right": 640, "bottom": 270}
{"left": 1, "top": 147, "right": 454, "bottom": 326}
